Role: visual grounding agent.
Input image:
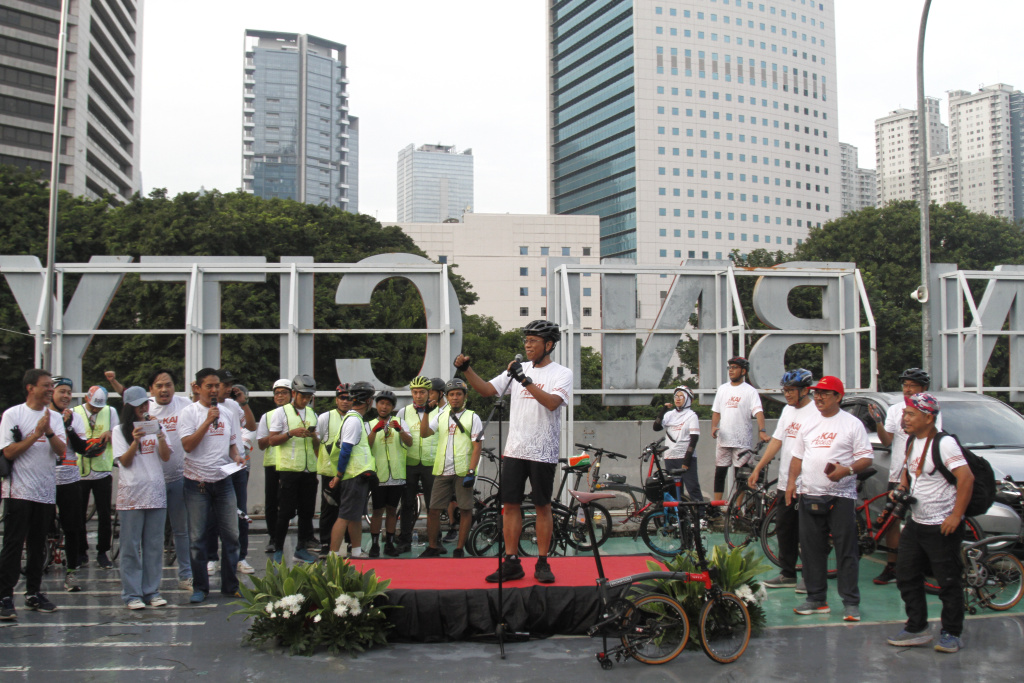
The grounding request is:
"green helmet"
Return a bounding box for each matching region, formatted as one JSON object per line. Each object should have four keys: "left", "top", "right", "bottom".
{"left": 410, "top": 375, "right": 432, "bottom": 389}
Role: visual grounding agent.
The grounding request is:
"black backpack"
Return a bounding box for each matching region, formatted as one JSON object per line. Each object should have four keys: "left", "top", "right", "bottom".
{"left": 928, "top": 431, "right": 996, "bottom": 517}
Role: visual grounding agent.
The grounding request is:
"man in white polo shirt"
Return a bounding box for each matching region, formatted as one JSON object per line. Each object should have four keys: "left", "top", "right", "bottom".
{"left": 786, "top": 376, "right": 874, "bottom": 622}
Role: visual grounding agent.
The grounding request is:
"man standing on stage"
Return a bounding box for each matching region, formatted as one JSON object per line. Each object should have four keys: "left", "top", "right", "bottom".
{"left": 455, "top": 319, "right": 572, "bottom": 584}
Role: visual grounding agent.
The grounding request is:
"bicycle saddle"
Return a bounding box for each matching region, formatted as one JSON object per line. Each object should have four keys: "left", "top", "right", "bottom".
{"left": 569, "top": 489, "right": 616, "bottom": 504}
{"left": 856, "top": 467, "right": 877, "bottom": 482}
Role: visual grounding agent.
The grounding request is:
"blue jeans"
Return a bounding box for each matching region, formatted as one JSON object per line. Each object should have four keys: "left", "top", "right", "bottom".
{"left": 119, "top": 508, "right": 167, "bottom": 604}
{"left": 184, "top": 477, "right": 239, "bottom": 595}
{"left": 206, "top": 468, "right": 249, "bottom": 563}
{"left": 165, "top": 478, "right": 192, "bottom": 581}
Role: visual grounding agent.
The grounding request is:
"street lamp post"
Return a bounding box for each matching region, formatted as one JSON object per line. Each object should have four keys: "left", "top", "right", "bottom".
{"left": 916, "top": 0, "right": 933, "bottom": 374}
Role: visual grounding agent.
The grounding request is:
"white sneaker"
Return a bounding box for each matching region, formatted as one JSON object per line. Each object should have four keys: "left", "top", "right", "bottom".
{"left": 206, "top": 560, "right": 219, "bottom": 573}
{"left": 178, "top": 577, "right": 193, "bottom": 591}
{"left": 126, "top": 598, "right": 145, "bottom": 610}
{"left": 149, "top": 596, "right": 168, "bottom": 607}
{"left": 237, "top": 560, "right": 255, "bottom": 574}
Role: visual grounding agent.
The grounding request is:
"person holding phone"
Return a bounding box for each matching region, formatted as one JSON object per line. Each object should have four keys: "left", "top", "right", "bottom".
{"left": 113, "top": 386, "right": 171, "bottom": 609}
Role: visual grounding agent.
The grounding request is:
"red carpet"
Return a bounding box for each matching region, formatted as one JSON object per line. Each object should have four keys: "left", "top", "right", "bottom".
{"left": 348, "top": 555, "right": 663, "bottom": 591}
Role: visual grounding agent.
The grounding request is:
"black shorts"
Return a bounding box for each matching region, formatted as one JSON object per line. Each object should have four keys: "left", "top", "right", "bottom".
{"left": 500, "top": 457, "right": 556, "bottom": 507}
{"left": 336, "top": 477, "right": 370, "bottom": 522}
{"left": 371, "top": 483, "right": 404, "bottom": 510}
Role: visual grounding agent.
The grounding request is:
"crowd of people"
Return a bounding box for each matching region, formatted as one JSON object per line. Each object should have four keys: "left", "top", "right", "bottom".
{"left": 0, "top": 326, "right": 975, "bottom": 653}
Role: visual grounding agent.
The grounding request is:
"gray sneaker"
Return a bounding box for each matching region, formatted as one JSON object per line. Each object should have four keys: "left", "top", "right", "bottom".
{"left": 843, "top": 605, "right": 861, "bottom": 622}
{"left": 793, "top": 600, "right": 830, "bottom": 615}
{"left": 63, "top": 570, "right": 82, "bottom": 593}
{"left": 935, "top": 631, "right": 962, "bottom": 653}
{"left": 888, "top": 629, "right": 933, "bottom": 647}
{"left": 763, "top": 573, "right": 797, "bottom": 589}
{"left": 795, "top": 579, "right": 807, "bottom": 594}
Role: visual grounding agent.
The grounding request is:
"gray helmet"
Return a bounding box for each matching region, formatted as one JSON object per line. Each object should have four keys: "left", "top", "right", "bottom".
{"left": 430, "top": 377, "right": 446, "bottom": 392}
{"left": 444, "top": 378, "right": 468, "bottom": 395}
{"left": 375, "top": 389, "right": 397, "bottom": 404}
{"left": 349, "top": 381, "right": 375, "bottom": 404}
{"left": 291, "top": 374, "right": 316, "bottom": 394}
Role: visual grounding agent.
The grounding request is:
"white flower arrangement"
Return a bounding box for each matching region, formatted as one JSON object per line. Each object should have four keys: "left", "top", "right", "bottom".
{"left": 265, "top": 593, "right": 306, "bottom": 618}
{"left": 333, "top": 593, "right": 363, "bottom": 618}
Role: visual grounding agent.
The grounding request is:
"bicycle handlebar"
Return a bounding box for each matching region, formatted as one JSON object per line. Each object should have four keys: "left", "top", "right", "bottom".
{"left": 574, "top": 443, "right": 627, "bottom": 459}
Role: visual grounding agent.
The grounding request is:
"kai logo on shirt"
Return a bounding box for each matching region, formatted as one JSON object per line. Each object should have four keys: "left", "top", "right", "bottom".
{"left": 725, "top": 396, "right": 742, "bottom": 409}
{"left": 159, "top": 415, "right": 178, "bottom": 432}
{"left": 811, "top": 431, "right": 838, "bottom": 448}
{"left": 784, "top": 422, "right": 803, "bottom": 439}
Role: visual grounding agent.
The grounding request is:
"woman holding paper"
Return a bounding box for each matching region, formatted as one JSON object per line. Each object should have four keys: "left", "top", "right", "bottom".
{"left": 112, "top": 386, "right": 171, "bottom": 609}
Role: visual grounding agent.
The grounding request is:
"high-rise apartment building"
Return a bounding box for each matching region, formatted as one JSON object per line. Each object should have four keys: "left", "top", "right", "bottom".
{"left": 0, "top": 0, "right": 144, "bottom": 201}
{"left": 396, "top": 143, "right": 474, "bottom": 223}
{"left": 548, "top": 0, "right": 840, "bottom": 277}
{"left": 242, "top": 31, "right": 357, "bottom": 212}
{"left": 839, "top": 142, "right": 875, "bottom": 215}
{"left": 874, "top": 96, "right": 946, "bottom": 207}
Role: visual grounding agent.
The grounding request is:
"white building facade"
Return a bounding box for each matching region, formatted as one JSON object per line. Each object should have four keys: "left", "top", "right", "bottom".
{"left": 396, "top": 143, "right": 474, "bottom": 223}
{"left": 839, "top": 142, "right": 875, "bottom": 215}
{"left": 393, "top": 213, "right": 600, "bottom": 334}
{"left": 0, "top": 0, "right": 144, "bottom": 201}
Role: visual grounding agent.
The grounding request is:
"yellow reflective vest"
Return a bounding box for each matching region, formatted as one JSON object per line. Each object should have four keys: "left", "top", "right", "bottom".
{"left": 431, "top": 407, "right": 477, "bottom": 477}
{"left": 369, "top": 415, "right": 406, "bottom": 483}
{"left": 74, "top": 404, "right": 113, "bottom": 476}
{"left": 316, "top": 409, "right": 345, "bottom": 476}
{"left": 401, "top": 404, "right": 437, "bottom": 467}
{"left": 274, "top": 404, "right": 317, "bottom": 473}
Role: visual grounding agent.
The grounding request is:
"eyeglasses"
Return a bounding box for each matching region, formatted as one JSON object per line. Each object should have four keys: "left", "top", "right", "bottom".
{"left": 812, "top": 390, "right": 838, "bottom": 398}
{"left": 336, "top": 395, "right": 351, "bottom": 400}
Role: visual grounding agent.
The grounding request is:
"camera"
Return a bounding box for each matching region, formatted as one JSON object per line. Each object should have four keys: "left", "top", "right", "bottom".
{"left": 882, "top": 488, "right": 917, "bottom": 521}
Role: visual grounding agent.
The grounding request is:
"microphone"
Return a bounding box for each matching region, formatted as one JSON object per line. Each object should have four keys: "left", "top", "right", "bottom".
{"left": 210, "top": 397, "right": 219, "bottom": 428}
{"left": 515, "top": 354, "right": 523, "bottom": 363}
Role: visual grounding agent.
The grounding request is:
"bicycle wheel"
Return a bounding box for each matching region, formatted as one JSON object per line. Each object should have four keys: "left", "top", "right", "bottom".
{"left": 760, "top": 506, "right": 838, "bottom": 578}
{"left": 467, "top": 518, "right": 502, "bottom": 557}
{"left": 564, "top": 502, "right": 612, "bottom": 551}
{"left": 640, "top": 508, "right": 688, "bottom": 557}
{"left": 699, "top": 592, "right": 751, "bottom": 664}
{"left": 110, "top": 511, "right": 121, "bottom": 561}
{"left": 620, "top": 594, "right": 690, "bottom": 665}
{"left": 723, "top": 490, "right": 760, "bottom": 549}
{"left": 518, "top": 519, "right": 539, "bottom": 557}
{"left": 979, "top": 552, "right": 1024, "bottom": 611}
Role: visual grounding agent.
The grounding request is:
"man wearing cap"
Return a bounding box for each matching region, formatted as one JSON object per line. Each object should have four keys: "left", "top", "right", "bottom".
{"left": 0, "top": 369, "right": 66, "bottom": 620}
{"left": 74, "top": 385, "right": 120, "bottom": 569}
{"left": 145, "top": 368, "right": 195, "bottom": 590}
{"left": 179, "top": 368, "right": 245, "bottom": 602}
{"left": 257, "top": 379, "right": 292, "bottom": 554}
{"left": 887, "top": 393, "right": 974, "bottom": 654}
{"left": 786, "top": 376, "right": 873, "bottom": 622}
{"left": 710, "top": 357, "right": 768, "bottom": 504}
{"left": 418, "top": 379, "right": 482, "bottom": 558}
{"left": 315, "top": 384, "right": 352, "bottom": 557}
{"left": 654, "top": 386, "right": 703, "bottom": 502}
{"left": 268, "top": 375, "right": 320, "bottom": 564}
{"left": 50, "top": 377, "right": 88, "bottom": 592}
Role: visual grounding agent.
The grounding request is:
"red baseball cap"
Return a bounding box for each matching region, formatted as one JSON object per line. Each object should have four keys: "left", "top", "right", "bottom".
{"left": 810, "top": 376, "right": 845, "bottom": 396}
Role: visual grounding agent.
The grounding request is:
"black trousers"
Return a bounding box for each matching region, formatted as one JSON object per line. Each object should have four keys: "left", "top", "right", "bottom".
{"left": 399, "top": 464, "right": 435, "bottom": 544}
{"left": 896, "top": 519, "right": 965, "bottom": 637}
{"left": 274, "top": 471, "right": 318, "bottom": 549}
{"left": 0, "top": 498, "right": 54, "bottom": 598}
{"left": 799, "top": 497, "right": 860, "bottom": 606}
{"left": 79, "top": 476, "right": 112, "bottom": 553}
{"left": 264, "top": 466, "right": 279, "bottom": 541}
{"left": 775, "top": 494, "right": 800, "bottom": 578}
{"left": 319, "top": 475, "right": 339, "bottom": 545}
{"left": 56, "top": 482, "right": 85, "bottom": 571}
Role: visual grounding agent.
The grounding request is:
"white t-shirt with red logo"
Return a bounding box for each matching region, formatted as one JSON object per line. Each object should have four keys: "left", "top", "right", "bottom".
{"left": 711, "top": 382, "right": 764, "bottom": 449}
{"left": 148, "top": 395, "right": 193, "bottom": 484}
{"left": 907, "top": 435, "right": 968, "bottom": 525}
{"left": 661, "top": 409, "right": 701, "bottom": 460}
{"left": 884, "top": 402, "right": 943, "bottom": 483}
{"left": 489, "top": 361, "right": 572, "bottom": 464}
{"left": 0, "top": 404, "right": 65, "bottom": 504}
{"left": 793, "top": 410, "right": 874, "bottom": 499}
{"left": 772, "top": 401, "right": 820, "bottom": 492}
{"left": 179, "top": 401, "right": 238, "bottom": 483}
{"left": 113, "top": 430, "right": 167, "bottom": 510}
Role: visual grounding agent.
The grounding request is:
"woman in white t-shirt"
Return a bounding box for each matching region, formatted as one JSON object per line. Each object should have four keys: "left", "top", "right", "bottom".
{"left": 654, "top": 386, "right": 703, "bottom": 501}
{"left": 112, "top": 386, "right": 170, "bottom": 610}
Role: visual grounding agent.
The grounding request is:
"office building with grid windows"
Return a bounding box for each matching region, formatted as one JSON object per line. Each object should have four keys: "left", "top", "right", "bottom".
{"left": 549, "top": 0, "right": 839, "bottom": 319}
{"left": 242, "top": 31, "right": 357, "bottom": 212}
{"left": 0, "top": 0, "right": 143, "bottom": 201}
{"left": 396, "top": 143, "right": 474, "bottom": 223}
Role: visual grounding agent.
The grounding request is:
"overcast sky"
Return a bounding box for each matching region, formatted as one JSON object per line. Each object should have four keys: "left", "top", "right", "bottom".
{"left": 140, "top": 1, "right": 1024, "bottom": 223}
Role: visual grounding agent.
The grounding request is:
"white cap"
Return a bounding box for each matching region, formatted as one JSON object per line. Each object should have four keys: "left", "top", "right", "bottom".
{"left": 87, "top": 386, "right": 107, "bottom": 408}
{"left": 273, "top": 378, "right": 292, "bottom": 390}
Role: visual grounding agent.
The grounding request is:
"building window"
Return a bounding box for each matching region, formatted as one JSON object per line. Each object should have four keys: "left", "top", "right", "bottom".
{"left": 583, "top": 247, "right": 591, "bottom": 256}
{"left": 688, "top": 251, "right": 696, "bottom": 258}
{"left": 519, "top": 267, "right": 528, "bottom": 276}
{"left": 520, "top": 287, "right": 528, "bottom": 296}
{"left": 562, "top": 247, "right": 570, "bottom": 256}
{"left": 541, "top": 287, "right": 547, "bottom": 296}
{"left": 583, "top": 288, "right": 592, "bottom": 297}
{"left": 541, "top": 267, "right": 547, "bottom": 276}
{"left": 519, "top": 246, "right": 528, "bottom": 255}
{"left": 583, "top": 308, "right": 592, "bottom": 317}
{"left": 520, "top": 307, "right": 529, "bottom": 316}
{"left": 438, "top": 255, "right": 448, "bottom": 264}
{"left": 541, "top": 246, "right": 549, "bottom": 255}
{"left": 541, "top": 307, "right": 546, "bottom": 317}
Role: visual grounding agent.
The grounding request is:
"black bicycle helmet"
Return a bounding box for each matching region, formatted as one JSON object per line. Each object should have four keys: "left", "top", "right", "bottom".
{"left": 335, "top": 382, "right": 351, "bottom": 396}
{"left": 375, "top": 389, "right": 397, "bottom": 404}
{"left": 349, "top": 381, "right": 375, "bottom": 404}
{"left": 444, "top": 378, "right": 468, "bottom": 395}
{"left": 291, "top": 374, "right": 316, "bottom": 394}
{"left": 780, "top": 368, "right": 814, "bottom": 388}
{"left": 898, "top": 368, "right": 930, "bottom": 387}
{"left": 523, "top": 319, "right": 561, "bottom": 344}
{"left": 430, "top": 377, "right": 446, "bottom": 392}
{"left": 727, "top": 356, "right": 750, "bottom": 371}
